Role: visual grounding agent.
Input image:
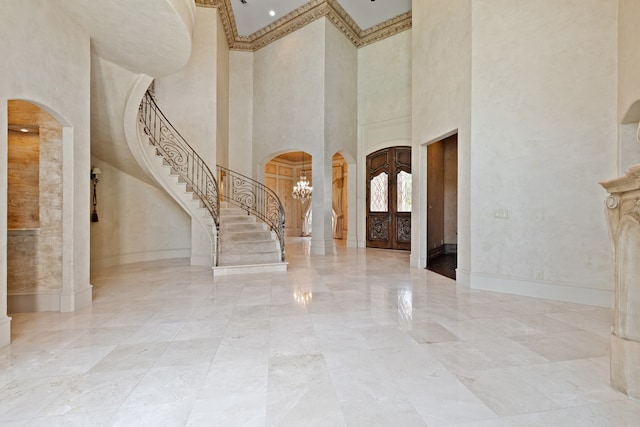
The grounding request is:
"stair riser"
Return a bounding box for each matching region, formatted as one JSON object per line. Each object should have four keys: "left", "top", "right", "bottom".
{"left": 219, "top": 252, "right": 281, "bottom": 265}
{"left": 220, "top": 232, "right": 273, "bottom": 242}
{"left": 220, "top": 223, "right": 267, "bottom": 232}
{"left": 220, "top": 216, "right": 256, "bottom": 224}
{"left": 220, "top": 241, "right": 279, "bottom": 253}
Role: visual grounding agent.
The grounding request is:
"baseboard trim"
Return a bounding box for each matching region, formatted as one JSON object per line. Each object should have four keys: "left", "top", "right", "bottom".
{"left": 91, "top": 249, "right": 191, "bottom": 269}
{"left": 9, "top": 290, "right": 61, "bottom": 313}
{"left": 60, "top": 285, "right": 93, "bottom": 312}
{"left": 470, "top": 272, "right": 613, "bottom": 308}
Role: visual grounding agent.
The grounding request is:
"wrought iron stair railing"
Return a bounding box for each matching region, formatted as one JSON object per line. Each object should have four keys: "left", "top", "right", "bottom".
{"left": 217, "top": 165, "right": 286, "bottom": 262}
{"left": 138, "top": 90, "right": 221, "bottom": 265}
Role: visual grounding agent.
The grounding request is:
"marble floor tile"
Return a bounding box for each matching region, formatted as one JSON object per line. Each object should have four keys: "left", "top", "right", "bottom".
{"left": 1, "top": 237, "right": 635, "bottom": 426}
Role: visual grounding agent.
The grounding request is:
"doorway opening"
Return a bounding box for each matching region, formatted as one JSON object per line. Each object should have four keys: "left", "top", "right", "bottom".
{"left": 426, "top": 134, "right": 458, "bottom": 279}
{"left": 366, "top": 146, "right": 411, "bottom": 250}
{"left": 264, "top": 151, "right": 312, "bottom": 237}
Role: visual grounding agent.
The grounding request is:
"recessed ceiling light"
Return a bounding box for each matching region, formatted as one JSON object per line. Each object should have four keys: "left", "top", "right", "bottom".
{"left": 269, "top": 10, "right": 276, "bottom": 16}
{"left": 20, "top": 128, "right": 29, "bottom": 133}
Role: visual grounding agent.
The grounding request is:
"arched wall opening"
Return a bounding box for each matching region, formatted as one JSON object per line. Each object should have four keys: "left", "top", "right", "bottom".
{"left": 264, "top": 151, "right": 313, "bottom": 237}
{"left": 6, "top": 100, "right": 65, "bottom": 312}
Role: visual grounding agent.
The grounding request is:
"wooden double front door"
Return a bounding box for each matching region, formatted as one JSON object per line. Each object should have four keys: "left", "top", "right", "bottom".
{"left": 366, "top": 146, "right": 412, "bottom": 250}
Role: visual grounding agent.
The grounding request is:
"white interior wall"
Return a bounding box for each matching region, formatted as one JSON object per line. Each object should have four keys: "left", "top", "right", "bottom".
{"left": 152, "top": 6, "right": 220, "bottom": 265}
{"left": 321, "top": 21, "right": 358, "bottom": 252}
{"left": 357, "top": 30, "right": 412, "bottom": 248}
{"left": 216, "top": 11, "right": 230, "bottom": 168}
{"left": 252, "top": 19, "right": 325, "bottom": 171}
{"left": 469, "top": 0, "right": 618, "bottom": 306}
{"left": 89, "top": 158, "right": 191, "bottom": 269}
{"left": 412, "top": 0, "right": 472, "bottom": 280}
{"left": 253, "top": 19, "right": 326, "bottom": 251}
{"left": 228, "top": 52, "right": 254, "bottom": 177}
{"left": 154, "top": 7, "right": 218, "bottom": 167}
{"left": 0, "top": 0, "right": 92, "bottom": 344}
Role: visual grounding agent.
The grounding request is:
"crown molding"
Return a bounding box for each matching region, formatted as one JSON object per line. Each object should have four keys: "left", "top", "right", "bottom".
{"left": 195, "top": 0, "right": 411, "bottom": 51}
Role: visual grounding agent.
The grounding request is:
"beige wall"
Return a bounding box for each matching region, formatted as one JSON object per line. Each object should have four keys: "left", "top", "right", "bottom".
{"left": 469, "top": 0, "right": 617, "bottom": 305}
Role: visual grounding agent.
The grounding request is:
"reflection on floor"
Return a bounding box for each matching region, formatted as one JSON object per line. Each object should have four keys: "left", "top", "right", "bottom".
{"left": 427, "top": 253, "right": 457, "bottom": 280}
{"left": 1, "top": 237, "right": 638, "bottom": 426}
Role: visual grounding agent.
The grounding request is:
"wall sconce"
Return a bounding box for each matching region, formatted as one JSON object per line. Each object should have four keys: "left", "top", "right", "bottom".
{"left": 91, "top": 167, "right": 101, "bottom": 223}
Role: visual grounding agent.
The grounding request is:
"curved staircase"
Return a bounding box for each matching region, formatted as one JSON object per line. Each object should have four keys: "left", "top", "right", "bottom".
{"left": 137, "top": 89, "right": 287, "bottom": 275}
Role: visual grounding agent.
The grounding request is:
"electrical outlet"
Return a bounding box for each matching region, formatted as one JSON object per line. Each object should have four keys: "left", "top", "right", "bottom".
{"left": 494, "top": 209, "right": 509, "bottom": 219}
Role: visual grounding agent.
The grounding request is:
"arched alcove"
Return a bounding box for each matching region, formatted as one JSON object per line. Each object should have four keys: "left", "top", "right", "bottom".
{"left": 7, "top": 100, "right": 64, "bottom": 312}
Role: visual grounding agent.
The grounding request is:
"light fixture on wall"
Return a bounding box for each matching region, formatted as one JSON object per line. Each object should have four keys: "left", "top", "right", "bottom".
{"left": 292, "top": 153, "right": 312, "bottom": 204}
{"left": 91, "top": 167, "right": 102, "bottom": 223}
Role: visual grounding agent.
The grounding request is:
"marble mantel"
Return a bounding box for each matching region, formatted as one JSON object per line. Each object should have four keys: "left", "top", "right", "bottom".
{"left": 600, "top": 164, "right": 640, "bottom": 398}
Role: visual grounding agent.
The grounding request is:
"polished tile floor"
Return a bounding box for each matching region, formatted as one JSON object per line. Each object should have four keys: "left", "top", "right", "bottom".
{"left": 2, "top": 238, "right": 640, "bottom": 426}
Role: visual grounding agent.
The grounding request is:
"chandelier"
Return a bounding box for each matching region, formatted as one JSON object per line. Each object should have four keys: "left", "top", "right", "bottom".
{"left": 292, "top": 153, "right": 312, "bottom": 203}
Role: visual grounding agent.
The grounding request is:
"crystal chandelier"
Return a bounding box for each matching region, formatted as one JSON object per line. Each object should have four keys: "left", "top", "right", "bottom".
{"left": 292, "top": 153, "right": 312, "bottom": 203}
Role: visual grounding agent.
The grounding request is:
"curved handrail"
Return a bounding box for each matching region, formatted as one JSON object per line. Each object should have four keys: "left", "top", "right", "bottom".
{"left": 217, "top": 165, "right": 286, "bottom": 262}
{"left": 138, "top": 90, "right": 221, "bottom": 265}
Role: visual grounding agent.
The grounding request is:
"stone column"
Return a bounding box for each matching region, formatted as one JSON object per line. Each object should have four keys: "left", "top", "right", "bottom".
{"left": 601, "top": 164, "right": 640, "bottom": 398}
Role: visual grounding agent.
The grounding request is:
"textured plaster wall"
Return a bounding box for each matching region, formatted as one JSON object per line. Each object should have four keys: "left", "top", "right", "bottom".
{"left": 412, "top": 0, "right": 472, "bottom": 276}
{"left": 470, "top": 0, "right": 617, "bottom": 305}
{"left": 358, "top": 30, "right": 411, "bottom": 128}
{"left": 0, "top": 0, "right": 91, "bottom": 321}
{"left": 89, "top": 158, "right": 191, "bottom": 269}
{"left": 319, "top": 21, "right": 357, "bottom": 246}
{"left": 252, "top": 19, "right": 325, "bottom": 170}
{"left": 216, "top": 11, "right": 230, "bottom": 168}
{"left": 357, "top": 30, "right": 412, "bottom": 247}
{"left": 155, "top": 6, "right": 218, "bottom": 167}
{"left": 228, "top": 51, "right": 254, "bottom": 177}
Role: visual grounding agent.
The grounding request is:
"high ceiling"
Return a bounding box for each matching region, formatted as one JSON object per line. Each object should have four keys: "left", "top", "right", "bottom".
{"left": 231, "top": 0, "right": 411, "bottom": 36}
{"left": 197, "top": 0, "right": 412, "bottom": 51}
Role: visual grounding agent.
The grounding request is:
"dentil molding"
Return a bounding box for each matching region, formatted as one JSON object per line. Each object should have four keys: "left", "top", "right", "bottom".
{"left": 195, "top": 0, "right": 411, "bottom": 51}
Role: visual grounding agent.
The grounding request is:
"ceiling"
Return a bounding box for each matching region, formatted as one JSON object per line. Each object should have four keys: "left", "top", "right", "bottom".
{"left": 231, "top": 0, "right": 411, "bottom": 36}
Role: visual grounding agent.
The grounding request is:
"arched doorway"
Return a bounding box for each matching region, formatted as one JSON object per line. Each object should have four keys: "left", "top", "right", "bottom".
{"left": 366, "top": 146, "right": 411, "bottom": 250}
{"left": 264, "top": 151, "right": 312, "bottom": 237}
{"left": 6, "top": 100, "right": 64, "bottom": 312}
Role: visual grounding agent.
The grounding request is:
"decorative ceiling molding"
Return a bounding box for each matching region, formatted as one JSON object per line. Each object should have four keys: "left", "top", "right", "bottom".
{"left": 195, "top": 0, "right": 411, "bottom": 51}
